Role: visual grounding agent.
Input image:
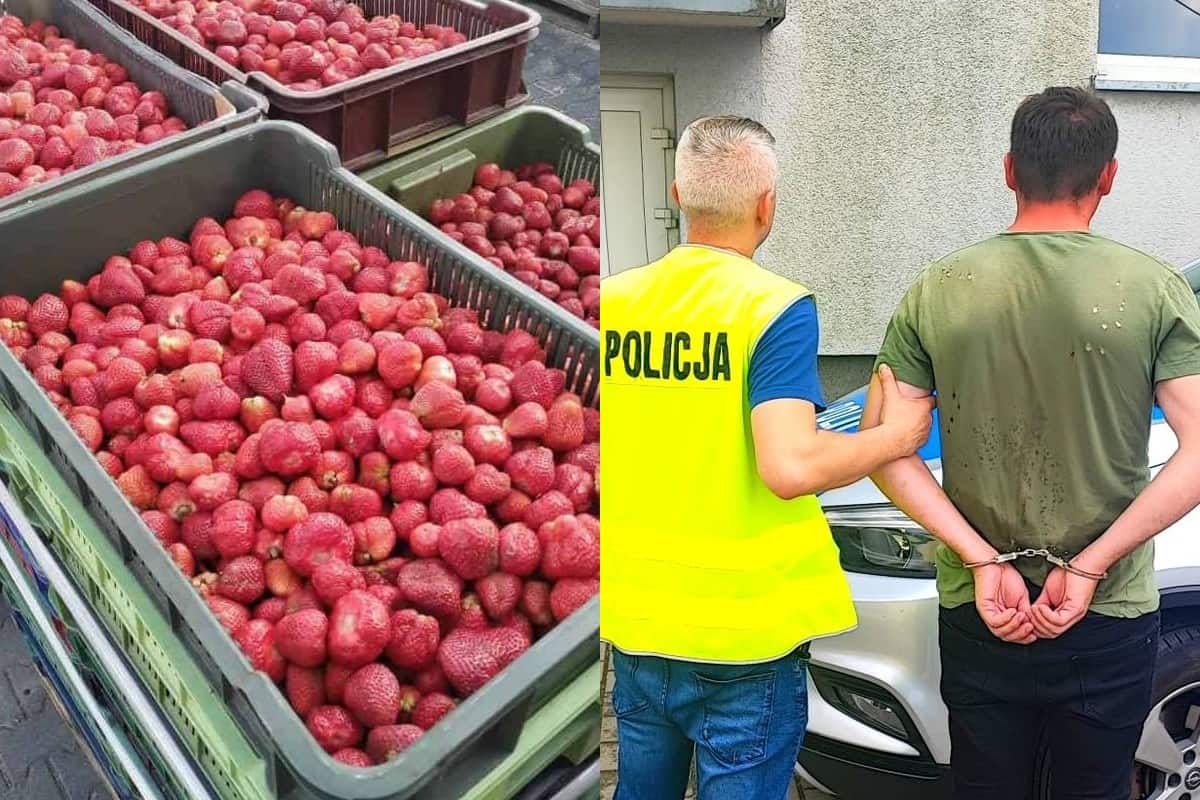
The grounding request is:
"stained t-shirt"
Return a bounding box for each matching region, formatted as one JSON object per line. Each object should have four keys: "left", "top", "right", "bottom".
{"left": 876, "top": 232, "right": 1200, "bottom": 617}
{"left": 748, "top": 297, "right": 826, "bottom": 411}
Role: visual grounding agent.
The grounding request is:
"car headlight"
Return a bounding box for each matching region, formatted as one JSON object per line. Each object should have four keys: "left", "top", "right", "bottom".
{"left": 825, "top": 505, "right": 938, "bottom": 579}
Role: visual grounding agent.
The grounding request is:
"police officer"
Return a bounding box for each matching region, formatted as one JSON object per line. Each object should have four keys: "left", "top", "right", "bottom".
{"left": 601, "top": 116, "right": 936, "bottom": 800}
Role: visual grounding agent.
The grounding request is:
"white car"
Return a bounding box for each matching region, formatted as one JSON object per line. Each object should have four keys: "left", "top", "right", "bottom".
{"left": 800, "top": 259, "right": 1200, "bottom": 800}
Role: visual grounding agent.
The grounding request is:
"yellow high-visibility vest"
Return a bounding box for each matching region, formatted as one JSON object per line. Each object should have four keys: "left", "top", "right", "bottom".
{"left": 600, "top": 244, "right": 857, "bottom": 663}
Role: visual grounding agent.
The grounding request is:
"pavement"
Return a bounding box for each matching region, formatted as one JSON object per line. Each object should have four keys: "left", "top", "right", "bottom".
{"left": 600, "top": 645, "right": 837, "bottom": 800}
{"left": 0, "top": 4, "right": 599, "bottom": 798}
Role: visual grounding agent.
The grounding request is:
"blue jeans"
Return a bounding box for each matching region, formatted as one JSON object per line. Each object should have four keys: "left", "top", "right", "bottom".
{"left": 611, "top": 646, "right": 809, "bottom": 800}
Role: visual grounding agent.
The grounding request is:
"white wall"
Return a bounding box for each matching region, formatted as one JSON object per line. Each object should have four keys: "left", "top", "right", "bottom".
{"left": 603, "top": 2, "right": 1200, "bottom": 356}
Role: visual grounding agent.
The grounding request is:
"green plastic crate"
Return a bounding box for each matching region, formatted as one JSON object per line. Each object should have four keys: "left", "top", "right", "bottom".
{"left": 358, "top": 105, "right": 599, "bottom": 219}
{"left": 0, "top": 401, "right": 273, "bottom": 800}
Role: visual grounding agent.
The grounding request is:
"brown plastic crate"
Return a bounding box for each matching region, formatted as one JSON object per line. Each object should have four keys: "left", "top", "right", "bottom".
{"left": 87, "top": 0, "right": 539, "bottom": 170}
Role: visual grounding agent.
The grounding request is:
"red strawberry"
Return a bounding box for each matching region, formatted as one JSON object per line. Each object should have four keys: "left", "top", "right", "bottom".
{"left": 539, "top": 516, "right": 599, "bottom": 579}
{"left": 385, "top": 608, "right": 440, "bottom": 670}
{"left": 265, "top": 558, "right": 302, "bottom": 596}
{"left": 289, "top": 476, "right": 331, "bottom": 513}
{"left": 194, "top": 384, "right": 241, "bottom": 420}
{"left": 498, "top": 523, "right": 540, "bottom": 577}
{"left": 411, "top": 692, "right": 455, "bottom": 731}
{"left": 311, "top": 450, "right": 356, "bottom": 490}
{"left": 377, "top": 409, "right": 431, "bottom": 461}
{"left": 438, "top": 626, "right": 529, "bottom": 695}
{"left": 328, "top": 590, "right": 390, "bottom": 668}
{"left": 141, "top": 510, "right": 180, "bottom": 546}
{"left": 365, "top": 724, "right": 422, "bottom": 764}
{"left": 275, "top": 608, "right": 329, "bottom": 667}
{"left": 409, "top": 523, "right": 441, "bottom": 559}
{"left": 216, "top": 555, "right": 265, "bottom": 604}
{"left": 476, "top": 572, "right": 521, "bottom": 621}
{"left": 233, "top": 619, "right": 286, "bottom": 682}
{"left": 309, "top": 373, "right": 355, "bottom": 419}
{"left": 358, "top": 451, "right": 391, "bottom": 496}
{"left": 351, "top": 516, "right": 396, "bottom": 564}
{"left": 259, "top": 421, "right": 321, "bottom": 476}
{"left": 409, "top": 380, "right": 465, "bottom": 429}
{"left": 190, "top": 471, "right": 239, "bottom": 511}
{"left": 565, "top": 442, "right": 599, "bottom": 475}
{"left": 500, "top": 330, "right": 544, "bottom": 368}
{"left": 207, "top": 595, "right": 251, "bottom": 632}
{"left": 438, "top": 518, "right": 498, "bottom": 580}
{"left": 344, "top": 663, "right": 401, "bottom": 728}
{"left": 116, "top": 465, "right": 158, "bottom": 509}
{"left": 376, "top": 341, "right": 422, "bottom": 389}
{"left": 509, "top": 362, "right": 564, "bottom": 410}
{"left": 332, "top": 748, "right": 372, "bottom": 767}
{"left": 211, "top": 498, "right": 257, "bottom": 558}
{"left": 255, "top": 597, "right": 287, "bottom": 623}
{"left": 261, "top": 494, "right": 309, "bottom": 532}
{"left": 520, "top": 581, "right": 553, "bottom": 627}
{"left": 284, "top": 512, "right": 354, "bottom": 577}
{"left": 550, "top": 578, "right": 599, "bottom": 621}
{"left": 181, "top": 511, "right": 218, "bottom": 561}
{"left": 180, "top": 420, "right": 245, "bottom": 455}
{"left": 28, "top": 294, "right": 68, "bottom": 337}
{"left": 524, "top": 491, "right": 574, "bottom": 530}
{"left": 544, "top": 393, "right": 584, "bottom": 451}
{"left": 397, "top": 559, "right": 463, "bottom": 619}
{"left": 306, "top": 705, "right": 363, "bottom": 753}
{"left": 334, "top": 411, "right": 379, "bottom": 458}
{"left": 312, "top": 559, "right": 367, "bottom": 606}
{"left": 388, "top": 460, "right": 435, "bottom": 503}
{"left": 327, "top": 483, "right": 381, "bottom": 523}
{"left": 240, "top": 476, "right": 286, "bottom": 510}
{"left": 431, "top": 444, "right": 475, "bottom": 485}
{"left": 554, "top": 463, "right": 595, "bottom": 512}
{"left": 502, "top": 402, "right": 548, "bottom": 439}
{"left": 463, "top": 425, "right": 512, "bottom": 466}
{"left": 169, "top": 543, "right": 196, "bottom": 577}
{"left": 504, "top": 447, "right": 555, "bottom": 497}
{"left": 429, "top": 488, "right": 486, "bottom": 525}
{"left": 287, "top": 665, "right": 327, "bottom": 719}
{"left": 240, "top": 396, "right": 279, "bottom": 433}
{"left": 242, "top": 338, "right": 293, "bottom": 401}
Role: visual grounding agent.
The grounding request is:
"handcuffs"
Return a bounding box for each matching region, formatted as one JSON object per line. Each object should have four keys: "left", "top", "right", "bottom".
{"left": 962, "top": 548, "right": 1108, "bottom": 581}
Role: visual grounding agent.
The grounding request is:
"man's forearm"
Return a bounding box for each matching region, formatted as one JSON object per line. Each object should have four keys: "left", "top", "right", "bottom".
{"left": 778, "top": 426, "right": 910, "bottom": 497}
{"left": 1077, "top": 446, "right": 1200, "bottom": 572}
{"left": 870, "top": 455, "right": 997, "bottom": 563}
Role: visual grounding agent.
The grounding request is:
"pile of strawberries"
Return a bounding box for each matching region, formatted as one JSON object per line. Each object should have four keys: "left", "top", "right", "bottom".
{"left": 133, "top": 0, "right": 466, "bottom": 91}
{"left": 0, "top": 14, "right": 189, "bottom": 199}
{"left": 430, "top": 162, "right": 600, "bottom": 326}
{"left": 0, "top": 190, "right": 598, "bottom": 767}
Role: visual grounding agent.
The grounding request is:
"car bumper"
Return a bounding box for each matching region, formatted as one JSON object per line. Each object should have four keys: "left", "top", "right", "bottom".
{"left": 800, "top": 572, "right": 951, "bottom": 796}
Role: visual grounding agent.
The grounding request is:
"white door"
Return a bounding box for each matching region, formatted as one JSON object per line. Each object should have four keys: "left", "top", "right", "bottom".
{"left": 599, "top": 74, "right": 678, "bottom": 275}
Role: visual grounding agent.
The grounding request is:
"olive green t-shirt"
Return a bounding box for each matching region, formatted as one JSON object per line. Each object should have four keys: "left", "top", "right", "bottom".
{"left": 876, "top": 232, "right": 1200, "bottom": 617}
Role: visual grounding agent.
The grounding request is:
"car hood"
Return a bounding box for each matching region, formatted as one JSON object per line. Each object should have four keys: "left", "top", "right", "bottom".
{"left": 815, "top": 386, "right": 1177, "bottom": 508}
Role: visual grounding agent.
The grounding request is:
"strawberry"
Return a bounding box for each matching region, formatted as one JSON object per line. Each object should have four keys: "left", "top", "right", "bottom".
{"left": 306, "top": 705, "right": 363, "bottom": 754}
{"left": 431, "top": 443, "right": 475, "bottom": 485}
{"left": 234, "top": 190, "right": 276, "bottom": 219}
{"left": 474, "top": 378, "right": 511, "bottom": 414}
{"left": 463, "top": 463, "right": 511, "bottom": 505}
{"left": 188, "top": 301, "right": 233, "bottom": 342}
{"left": 351, "top": 516, "right": 395, "bottom": 564}
{"left": 328, "top": 484, "right": 381, "bottom": 523}
{"left": 242, "top": 338, "right": 293, "bottom": 401}
{"left": 502, "top": 402, "right": 548, "bottom": 439}
{"left": 365, "top": 724, "right": 422, "bottom": 764}
{"left": 554, "top": 463, "right": 595, "bottom": 512}
{"left": 344, "top": 663, "right": 401, "bottom": 728}
{"left": 377, "top": 409, "right": 431, "bottom": 461}
{"left": 181, "top": 510, "right": 218, "bottom": 561}
{"left": 259, "top": 421, "right": 321, "bottom": 476}
{"left": 216, "top": 555, "right": 265, "bottom": 604}
{"left": 141, "top": 510, "right": 180, "bottom": 546}
{"left": 385, "top": 608, "right": 440, "bottom": 671}
{"left": 28, "top": 293, "right": 68, "bottom": 337}
{"left": 438, "top": 626, "right": 529, "bottom": 696}
{"left": 429, "top": 488, "right": 486, "bottom": 525}
{"left": 409, "top": 523, "right": 441, "bottom": 559}
{"left": 358, "top": 451, "right": 391, "bottom": 496}
{"left": 544, "top": 393, "right": 584, "bottom": 451}
{"left": 376, "top": 340, "right": 422, "bottom": 389}
{"left": 311, "top": 450, "right": 356, "bottom": 490}
{"left": 438, "top": 518, "right": 498, "bottom": 580}
{"left": 159, "top": 481, "right": 197, "bottom": 521}
{"left": 328, "top": 590, "right": 390, "bottom": 668}
{"left": 207, "top": 595, "right": 251, "bottom": 632}
{"left": 409, "top": 381, "right": 465, "bottom": 429}
{"left": 211, "top": 498, "right": 257, "bottom": 558}
{"left": 255, "top": 597, "right": 288, "bottom": 623}
{"left": 539, "top": 516, "right": 599, "bottom": 579}
{"left": 388, "top": 461, "right": 435, "bottom": 503}
{"left": 261, "top": 494, "right": 308, "bottom": 533}
{"left": 240, "top": 396, "right": 279, "bottom": 433}
{"left": 524, "top": 491, "right": 574, "bottom": 530}
{"left": 397, "top": 559, "right": 463, "bottom": 619}
{"left": 233, "top": 619, "right": 286, "bottom": 682}
{"left": 194, "top": 383, "right": 241, "bottom": 420}
{"left": 499, "top": 329, "right": 544, "bottom": 368}
{"left": 463, "top": 424, "right": 512, "bottom": 466}
{"left": 388, "top": 500, "right": 427, "bottom": 541}
{"left": 180, "top": 420, "right": 245, "bottom": 455}
{"left": 284, "top": 512, "right": 354, "bottom": 577}
{"left": 289, "top": 476, "right": 331, "bottom": 513}
{"left": 287, "top": 665, "right": 327, "bottom": 719}
{"left": 334, "top": 411, "right": 379, "bottom": 457}
{"left": 498, "top": 523, "right": 540, "bottom": 577}
{"left": 520, "top": 581, "right": 553, "bottom": 628}
{"left": 404, "top": 327, "right": 447, "bottom": 358}
{"left": 169, "top": 542, "right": 196, "bottom": 577}
{"left": 189, "top": 471, "right": 238, "bottom": 511}
{"left": 550, "top": 578, "right": 599, "bottom": 621}
{"left": 309, "top": 373, "right": 355, "bottom": 419}
{"left": 509, "top": 362, "right": 564, "bottom": 410}
{"left": 332, "top": 749, "right": 372, "bottom": 767}
{"left": 504, "top": 447, "right": 555, "bottom": 497}
{"left": 312, "top": 559, "right": 367, "bottom": 606}
{"left": 411, "top": 692, "right": 455, "bottom": 731}
{"left": 264, "top": 558, "right": 302, "bottom": 597}
{"left": 275, "top": 608, "right": 329, "bottom": 667}
{"left": 116, "top": 465, "right": 158, "bottom": 509}
{"left": 476, "top": 572, "right": 521, "bottom": 620}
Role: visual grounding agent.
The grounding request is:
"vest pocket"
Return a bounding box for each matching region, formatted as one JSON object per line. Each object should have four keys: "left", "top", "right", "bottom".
{"left": 695, "top": 668, "right": 776, "bottom": 766}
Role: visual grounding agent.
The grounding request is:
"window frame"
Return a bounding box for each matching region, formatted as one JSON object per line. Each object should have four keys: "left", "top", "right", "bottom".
{"left": 1096, "top": 0, "right": 1200, "bottom": 92}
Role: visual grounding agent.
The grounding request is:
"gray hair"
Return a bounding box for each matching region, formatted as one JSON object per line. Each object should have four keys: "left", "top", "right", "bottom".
{"left": 674, "top": 116, "right": 779, "bottom": 230}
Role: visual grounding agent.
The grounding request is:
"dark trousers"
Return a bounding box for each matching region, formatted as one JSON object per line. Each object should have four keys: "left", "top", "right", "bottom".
{"left": 940, "top": 603, "right": 1159, "bottom": 800}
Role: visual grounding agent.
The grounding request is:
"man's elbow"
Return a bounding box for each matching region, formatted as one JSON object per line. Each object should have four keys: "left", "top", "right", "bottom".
{"left": 757, "top": 461, "right": 820, "bottom": 500}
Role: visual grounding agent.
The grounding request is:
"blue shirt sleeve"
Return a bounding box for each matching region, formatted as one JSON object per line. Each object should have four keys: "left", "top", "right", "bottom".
{"left": 748, "top": 296, "right": 827, "bottom": 411}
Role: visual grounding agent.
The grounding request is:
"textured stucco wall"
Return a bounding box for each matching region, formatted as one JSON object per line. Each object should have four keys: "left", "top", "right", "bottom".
{"left": 1093, "top": 91, "right": 1200, "bottom": 267}
{"left": 599, "top": 22, "right": 765, "bottom": 129}
{"left": 758, "top": 0, "right": 1098, "bottom": 354}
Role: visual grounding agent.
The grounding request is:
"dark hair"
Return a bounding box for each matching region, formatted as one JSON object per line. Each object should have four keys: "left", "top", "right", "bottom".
{"left": 1009, "top": 87, "right": 1118, "bottom": 202}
